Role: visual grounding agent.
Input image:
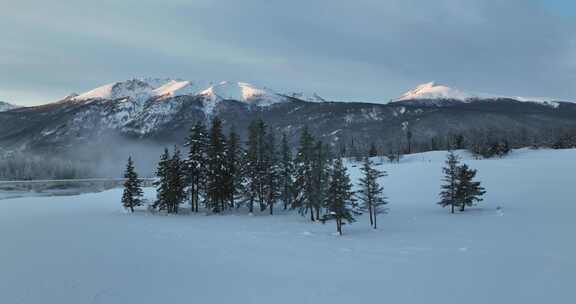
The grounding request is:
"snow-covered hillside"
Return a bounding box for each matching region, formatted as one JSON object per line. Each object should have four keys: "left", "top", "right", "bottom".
{"left": 0, "top": 148, "right": 574, "bottom": 303}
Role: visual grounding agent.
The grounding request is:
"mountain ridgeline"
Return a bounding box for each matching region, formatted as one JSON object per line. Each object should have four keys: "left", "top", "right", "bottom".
{"left": 0, "top": 79, "right": 575, "bottom": 178}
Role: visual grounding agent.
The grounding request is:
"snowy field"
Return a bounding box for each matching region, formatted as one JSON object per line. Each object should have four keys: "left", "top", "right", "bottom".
{"left": 0, "top": 149, "right": 574, "bottom": 303}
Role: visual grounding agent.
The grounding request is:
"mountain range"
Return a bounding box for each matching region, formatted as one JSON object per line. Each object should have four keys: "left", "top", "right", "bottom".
{"left": 0, "top": 78, "right": 575, "bottom": 174}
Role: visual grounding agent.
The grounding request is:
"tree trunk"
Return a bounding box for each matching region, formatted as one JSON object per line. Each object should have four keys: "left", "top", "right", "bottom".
{"left": 190, "top": 185, "right": 194, "bottom": 212}
{"left": 310, "top": 207, "right": 315, "bottom": 222}
{"left": 337, "top": 218, "right": 342, "bottom": 235}
{"left": 368, "top": 203, "right": 374, "bottom": 227}
{"left": 451, "top": 203, "right": 455, "bottom": 214}
{"left": 270, "top": 202, "right": 273, "bottom": 215}
{"left": 260, "top": 199, "right": 266, "bottom": 212}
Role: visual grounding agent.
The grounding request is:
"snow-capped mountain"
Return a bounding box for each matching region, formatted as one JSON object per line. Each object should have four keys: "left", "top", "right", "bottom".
{"left": 198, "top": 81, "right": 285, "bottom": 107}
{"left": 70, "top": 78, "right": 289, "bottom": 109}
{"left": 395, "top": 82, "right": 476, "bottom": 102}
{"left": 393, "top": 82, "right": 565, "bottom": 108}
{"left": 0, "top": 101, "right": 20, "bottom": 112}
{"left": 72, "top": 79, "right": 157, "bottom": 102}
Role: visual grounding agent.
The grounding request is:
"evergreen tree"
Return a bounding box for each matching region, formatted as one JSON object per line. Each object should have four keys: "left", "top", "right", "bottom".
{"left": 455, "top": 164, "right": 486, "bottom": 212}
{"left": 224, "top": 128, "right": 245, "bottom": 209}
{"left": 279, "top": 133, "right": 294, "bottom": 210}
{"left": 153, "top": 148, "right": 172, "bottom": 212}
{"left": 386, "top": 139, "right": 403, "bottom": 163}
{"left": 244, "top": 120, "right": 260, "bottom": 213}
{"left": 438, "top": 151, "right": 461, "bottom": 214}
{"left": 322, "top": 158, "right": 359, "bottom": 235}
{"left": 357, "top": 157, "right": 388, "bottom": 229}
{"left": 121, "top": 156, "right": 143, "bottom": 212}
{"left": 349, "top": 138, "right": 362, "bottom": 162}
{"left": 310, "top": 140, "right": 331, "bottom": 220}
{"left": 405, "top": 129, "right": 413, "bottom": 154}
{"left": 168, "top": 146, "right": 187, "bottom": 214}
{"left": 263, "top": 129, "right": 280, "bottom": 215}
{"left": 293, "top": 126, "right": 317, "bottom": 221}
{"left": 206, "top": 116, "right": 228, "bottom": 213}
{"left": 256, "top": 119, "right": 268, "bottom": 212}
{"left": 185, "top": 122, "right": 208, "bottom": 213}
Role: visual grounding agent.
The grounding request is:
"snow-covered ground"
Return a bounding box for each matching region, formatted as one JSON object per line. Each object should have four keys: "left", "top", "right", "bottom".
{"left": 0, "top": 148, "right": 574, "bottom": 303}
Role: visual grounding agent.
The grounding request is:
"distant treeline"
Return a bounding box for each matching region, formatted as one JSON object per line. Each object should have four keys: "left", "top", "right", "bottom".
{"left": 0, "top": 153, "right": 94, "bottom": 180}
{"left": 341, "top": 127, "right": 576, "bottom": 160}
{"left": 1, "top": 126, "right": 576, "bottom": 180}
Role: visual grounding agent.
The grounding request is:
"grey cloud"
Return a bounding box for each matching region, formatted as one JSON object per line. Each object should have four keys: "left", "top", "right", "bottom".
{"left": 0, "top": 0, "right": 574, "bottom": 105}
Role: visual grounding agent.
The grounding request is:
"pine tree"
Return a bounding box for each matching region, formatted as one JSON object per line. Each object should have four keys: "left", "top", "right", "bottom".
{"left": 455, "top": 164, "right": 486, "bottom": 212}
{"left": 121, "top": 156, "right": 143, "bottom": 212}
{"left": 405, "top": 129, "right": 413, "bottom": 154}
{"left": 322, "top": 158, "right": 359, "bottom": 235}
{"left": 310, "top": 140, "right": 331, "bottom": 220}
{"left": 168, "top": 146, "right": 187, "bottom": 214}
{"left": 224, "top": 128, "right": 245, "bottom": 209}
{"left": 438, "top": 151, "right": 460, "bottom": 214}
{"left": 206, "top": 116, "right": 228, "bottom": 213}
{"left": 153, "top": 148, "right": 171, "bottom": 212}
{"left": 357, "top": 157, "right": 388, "bottom": 229}
{"left": 349, "top": 138, "right": 362, "bottom": 162}
{"left": 293, "top": 126, "right": 316, "bottom": 221}
{"left": 256, "top": 119, "right": 268, "bottom": 212}
{"left": 244, "top": 120, "right": 260, "bottom": 213}
{"left": 185, "top": 122, "right": 208, "bottom": 213}
{"left": 279, "top": 133, "right": 294, "bottom": 210}
{"left": 263, "top": 129, "right": 280, "bottom": 215}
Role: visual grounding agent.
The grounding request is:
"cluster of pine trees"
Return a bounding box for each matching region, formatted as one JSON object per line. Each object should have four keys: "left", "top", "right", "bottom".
{"left": 438, "top": 151, "right": 486, "bottom": 213}
{"left": 122, "top": 117, "right": 489, "bottom": 234}
{"left": 121, "top": 117, "right": 390, "bottom": 235}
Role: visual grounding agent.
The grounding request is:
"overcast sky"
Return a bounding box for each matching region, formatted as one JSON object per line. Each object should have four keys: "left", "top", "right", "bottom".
{"left": 1, "top": 0, "right": 575, "bottom": 106}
